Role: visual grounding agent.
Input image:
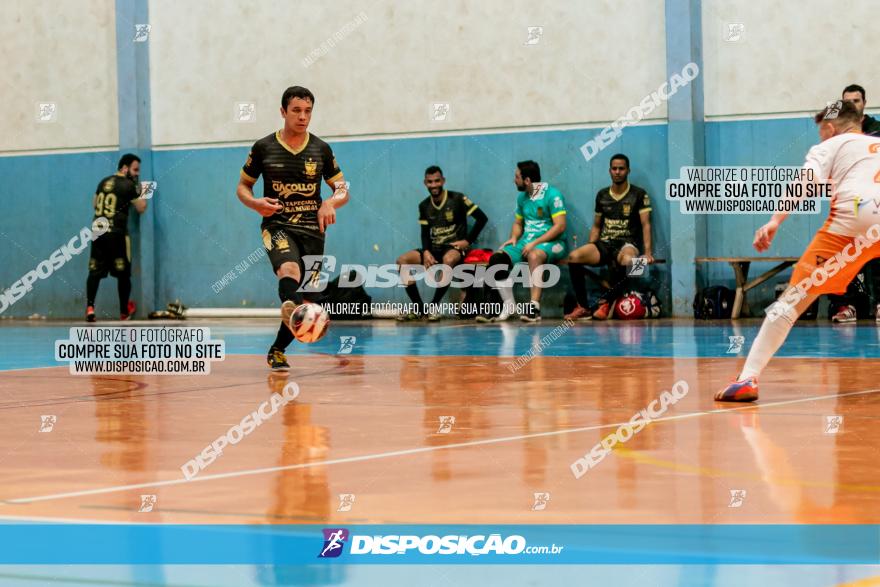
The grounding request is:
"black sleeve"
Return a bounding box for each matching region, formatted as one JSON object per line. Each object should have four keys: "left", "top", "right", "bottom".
{"left": 321, "top": 142, "right": 343, "bottom": 182}
{"left": 127, "top": 178, "right": 141, "bottom": 201}
{"left": 420, "top": 224, "right": 431, "bottom": 251}
{"left": 241, "top": 141, "right": 263, "bottom": 182}
{"left": 466, "top": 207, "right": 488, "bottom": 244}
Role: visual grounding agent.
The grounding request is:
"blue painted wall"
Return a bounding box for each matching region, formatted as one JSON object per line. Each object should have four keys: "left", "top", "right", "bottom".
{"left": 0, "top": 151, "right": 151, "bottom": 319}
{"left": 150, "top": 125, "right": 671, "bottom": 315}
{"left": 2, "top": 116, "right": 832, "bottom": 319}
{"left": 701, "top": 117, "right": 828, "bottom": 308}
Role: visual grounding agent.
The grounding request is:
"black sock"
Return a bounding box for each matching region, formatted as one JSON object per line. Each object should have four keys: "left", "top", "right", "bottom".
{"left": 405, "top": 283, "right": 423, "bottom": 313}
{"left": 271, "top": 321, "right": 294, "bottom": 352}
{"left": 279, "top": 276, "right": 304, "bottom": 304}
{"left": 431, "top": 285, "right": 450, "bottom": 305}
{"left": 117, "top": 275, "right": 132, "bottom": 314}
{"left": 604, "top": 266, "right": 628, "bottom": 304}
{"left": 569, "top": 263, "right": 589, "bottom": 308}
{"left": 86, "top": 275, "right": 101, "bottom": 307}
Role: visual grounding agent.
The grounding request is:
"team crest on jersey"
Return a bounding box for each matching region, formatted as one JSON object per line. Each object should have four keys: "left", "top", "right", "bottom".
{"left": 536, "top": 207, "right": 544, "bottom": 218}
{"left": 445, "top": 209, "right": 454, "bottom": 221}
{"left": 623, "top": 204, "right": 631, "bottom": 216}
{"left": 304, "top": 158, "right": 318, "bottom": 178}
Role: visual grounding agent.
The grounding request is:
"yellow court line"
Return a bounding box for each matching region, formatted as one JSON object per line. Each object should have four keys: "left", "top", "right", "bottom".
{"left": 614, "top": 447, "right": 880, "bottom": 493}
{"left": 834, "top": 578, "right": 880, "bottom": 587}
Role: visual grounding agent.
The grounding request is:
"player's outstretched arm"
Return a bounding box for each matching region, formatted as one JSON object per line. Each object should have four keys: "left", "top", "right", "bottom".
{"left": 318, "top": 175, "right": 349, "bottom": 233}
{"left": 588, "top": 213, "right": 602, "bottom": 244}
{"left": 237, "top": 177, "right": 281, "bottom": 217}
{"left": 639, "top": 210, "right": 653, "bottom": 262}
{"left": 326, "top": 176, "right": 350, "bottom": 208}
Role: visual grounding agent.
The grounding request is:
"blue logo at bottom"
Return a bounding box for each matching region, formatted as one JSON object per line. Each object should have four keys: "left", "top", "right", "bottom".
{"left": 318, "top": 528, "right": 349, "bottom": 558}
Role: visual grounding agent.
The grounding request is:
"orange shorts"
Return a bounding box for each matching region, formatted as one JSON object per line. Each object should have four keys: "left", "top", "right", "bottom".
{"left": 789, "top": 229, "right": 880, "bottom": 295}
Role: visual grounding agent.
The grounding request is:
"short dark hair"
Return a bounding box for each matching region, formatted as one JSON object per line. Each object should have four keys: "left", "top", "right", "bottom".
{"left": 610, "top": 153, "right": 630, "bottom": 168}
{"left": 425, "top": 165, "right": 443, "bottom": 177}
{"left": 516, "top": 160, "right": 541, "bottom": 182}
{"left": 281, "top": 86, "right": 315, "bottom": 110}
{"left": 842, "top": 84, "right": 866, "bottom": 102}
{"left": 815, "top": 100, "right": 861, "bottom": 125}
{"left": 117, "top": 153, "right": 141, "bottom": 170}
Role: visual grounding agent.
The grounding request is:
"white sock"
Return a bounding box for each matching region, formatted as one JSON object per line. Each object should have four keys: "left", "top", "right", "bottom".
{"left": 498, "top": 278, "right": 515, "bottom": 310}
{"left": 739, "top": 311, "right": 795, "bottom": 380}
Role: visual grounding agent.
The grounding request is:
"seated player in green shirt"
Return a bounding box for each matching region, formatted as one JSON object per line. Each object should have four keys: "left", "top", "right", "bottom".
{"left": 477, "top": 160, "right": 568, "bottom": 323}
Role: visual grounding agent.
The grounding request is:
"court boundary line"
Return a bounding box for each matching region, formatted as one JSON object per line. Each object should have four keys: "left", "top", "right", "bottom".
{"left": 5, "top": 386, "right": 880, "bottom": 505}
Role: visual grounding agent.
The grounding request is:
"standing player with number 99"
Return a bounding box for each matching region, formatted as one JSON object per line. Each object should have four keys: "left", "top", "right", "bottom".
{"left": 85, "top": 153, "right": 148, "bottom": 322}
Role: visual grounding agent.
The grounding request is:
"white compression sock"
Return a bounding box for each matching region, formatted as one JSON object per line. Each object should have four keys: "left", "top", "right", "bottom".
{"left": 498, "top": 278, "right": 515, "bottom": 310}
{"left": 738, "top": 311, "right": 796, "bottom": 380}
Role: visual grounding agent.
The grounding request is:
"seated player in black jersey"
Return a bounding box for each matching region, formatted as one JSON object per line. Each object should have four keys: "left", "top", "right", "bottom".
{"left": 396, "top": 166, "right": 488, "bottom": 321}
{"left": 85, "top": 153, "right": 148, "bottom": 322}
{"left": 565, "top": 153, "right": 654, "bottom": 320}
{"left": 236, "top": 86, "right": 349, "bottom": 370}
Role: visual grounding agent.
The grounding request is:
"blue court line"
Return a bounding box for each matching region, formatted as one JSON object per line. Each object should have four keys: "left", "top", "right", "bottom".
{"left": 2, "top": 322, "right": 880, "bottom": 372}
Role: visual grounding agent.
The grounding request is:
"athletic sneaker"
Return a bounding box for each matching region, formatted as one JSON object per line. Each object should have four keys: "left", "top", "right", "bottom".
{"left": 281, "top": 300, "right": 299, "bottom": 332}
{"left": 266, "top": 348, "right": 290, "bottom": 371}
{"left": 875, "top": 303, "right": 880, "bottom": 323}
{"left": 715, "top": 376, "right": 759, "bottom": 402}
{"left": 592, "top": 300, "right": 611, "bottom": 320}
{"left": 86, "top": 305, "right": 96, "bottom": 323}
{"left": 396, "top": 312, "right": 421, "bottom": 322}
{"left": 426, "top": 311, "right": 442, "bottom": 322}
{"left": 493, "top": 303, "right": 517, "bottom": 322}
{"left": 475, "top": 303, "right": 515, "bottom": 323}
{"left": 831, "top": 304, "right": 857, "bottom": 323}
{"left": 120, "top": 300, "right": 136, "bottom": 321}
{"left": 564, "top": 305, "right": 591, "bottom": 321}
{"left": 520, "top": 301, "right": 541, "bottom": 323}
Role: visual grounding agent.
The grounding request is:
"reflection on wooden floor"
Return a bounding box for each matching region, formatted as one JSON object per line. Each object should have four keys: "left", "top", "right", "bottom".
{"left": 0, "top": 354, "right": 879, "bottom": 524}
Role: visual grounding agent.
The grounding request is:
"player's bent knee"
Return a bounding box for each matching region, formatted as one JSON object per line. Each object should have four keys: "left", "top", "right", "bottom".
{"left": 527, "top": 250, "right": 546, "bottom": 264}
{"left": 277, "top": 262, "right": 301, "bottom": 280}
{"left": 443, "top": 252, "right": 462, "bottom": 267}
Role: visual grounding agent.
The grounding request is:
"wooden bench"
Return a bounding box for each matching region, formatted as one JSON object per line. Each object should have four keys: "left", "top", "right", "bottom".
{"left": 695, "top": 257, "right": 799, "bottom": 319}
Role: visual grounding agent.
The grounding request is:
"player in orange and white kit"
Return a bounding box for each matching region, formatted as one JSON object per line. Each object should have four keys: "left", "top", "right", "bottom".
{"left": 717, "top": 100, "right": 880, "bottom": 402}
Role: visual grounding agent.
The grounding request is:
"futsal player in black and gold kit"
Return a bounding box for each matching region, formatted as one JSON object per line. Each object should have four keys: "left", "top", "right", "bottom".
{"left": 565, "top": 153, "right": 654, "bottom": 320}
{"left": 86, "top": 153, "right": 147, "bottom": 322}
{"left": 236, "top": 86, "right": 349, "bottom": 370}
{"left": 395, "top": 166, "right": 487, "bottom": 320}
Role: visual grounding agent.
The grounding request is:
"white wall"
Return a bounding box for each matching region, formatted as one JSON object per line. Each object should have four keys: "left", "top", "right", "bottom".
{"left": 702, "top": 0, "right": 880, "bottom": 118}
{"left": 0, "top": 0, "right": 119, "bottom": 153}
{"left": 148, "top": 0, "right": 667, "bottom": 146}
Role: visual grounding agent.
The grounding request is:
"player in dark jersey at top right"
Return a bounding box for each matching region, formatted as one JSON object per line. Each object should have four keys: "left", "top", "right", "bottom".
{"left": 565, "top": 153, "right": 654, "bottom": 321}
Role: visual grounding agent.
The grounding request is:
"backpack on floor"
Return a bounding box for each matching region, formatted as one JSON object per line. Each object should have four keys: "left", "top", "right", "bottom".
{"left": 693, "top": 286, "right": 735, "bottom": 319}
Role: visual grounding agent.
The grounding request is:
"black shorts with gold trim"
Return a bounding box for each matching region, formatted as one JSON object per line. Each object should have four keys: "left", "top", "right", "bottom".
{"left": 262, "top": 225, "right": 325, "bottom": 275}
{"left": 89, "top": 233, "right": 131, "bottom": 278}
{"left": 417, "top": 244, "right": 466, "bottom": 262}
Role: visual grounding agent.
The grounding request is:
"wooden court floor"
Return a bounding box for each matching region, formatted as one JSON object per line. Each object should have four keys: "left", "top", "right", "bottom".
{"left": 1, "top": 334, "right": 879, "bottom": 525}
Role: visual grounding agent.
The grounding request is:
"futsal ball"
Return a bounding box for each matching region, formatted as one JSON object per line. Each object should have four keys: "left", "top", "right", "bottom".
{"left": 290, "top": 303, "right": 330, "bottom": 343}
